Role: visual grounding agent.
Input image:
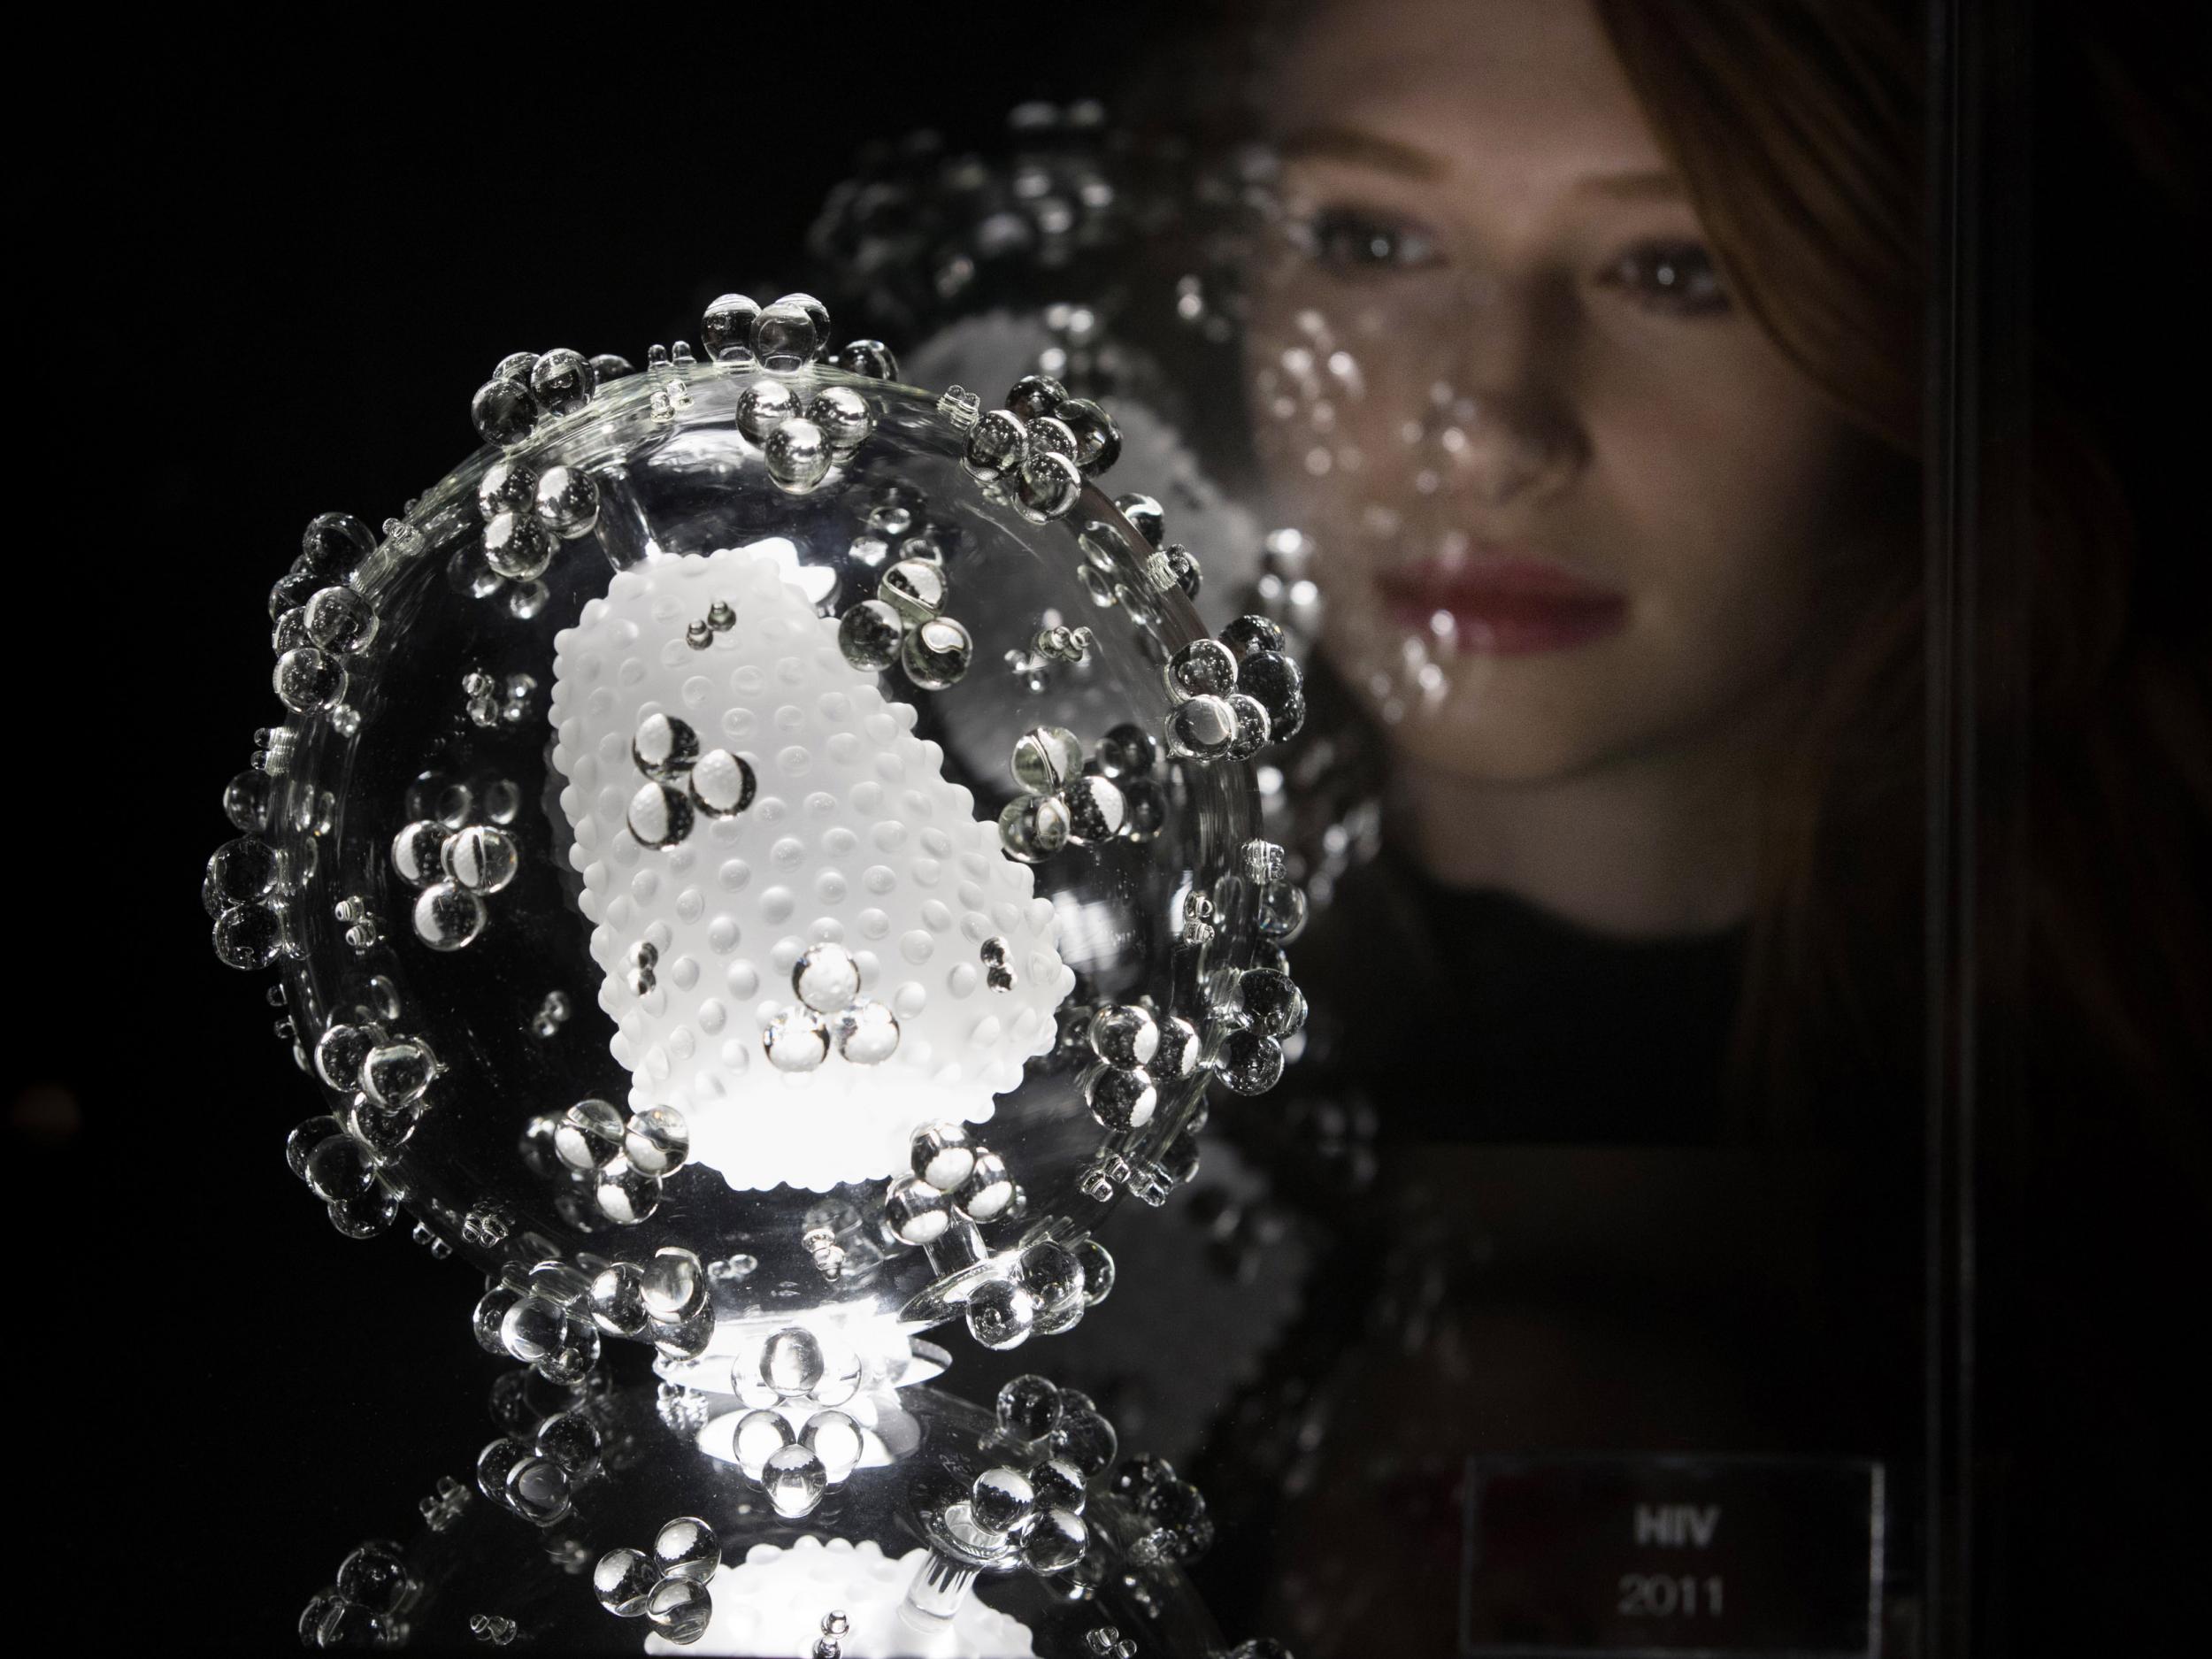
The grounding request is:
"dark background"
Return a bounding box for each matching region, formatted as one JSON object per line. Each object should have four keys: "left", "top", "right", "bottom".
{"left": 17, "top": 17, "right": 1184, "bottom": 1649}
{"left": 11, "top": 7, "right": 2203, "bottom": 1653}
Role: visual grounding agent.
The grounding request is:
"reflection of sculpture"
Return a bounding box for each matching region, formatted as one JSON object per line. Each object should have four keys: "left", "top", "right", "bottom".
{"left": 205, "top": 288, "right": 1306, "bottom": 1652}
{"left": 296, "top": 1367, "right": 1262, "bottom": 1655}
{"left": 805, "top": 105, "right": 1384, "bottom": 919}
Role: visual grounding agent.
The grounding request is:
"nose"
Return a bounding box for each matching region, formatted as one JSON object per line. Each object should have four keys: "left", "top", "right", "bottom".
{"left": 1440, "top": 279, "right": 1589, "bottom": 508}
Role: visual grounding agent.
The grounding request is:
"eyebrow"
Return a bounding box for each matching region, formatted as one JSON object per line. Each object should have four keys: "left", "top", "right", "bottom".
{"left": 1277, "top": 123, "right": 1448, "bottom": 181}
{"left": 1277, "top": 127, "right": 1687, "bottom": 204}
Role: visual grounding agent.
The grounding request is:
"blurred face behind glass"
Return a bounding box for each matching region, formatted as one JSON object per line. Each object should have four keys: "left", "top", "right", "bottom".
{"left": 1249, "top": 0, "right": 1874, "bottom": 787}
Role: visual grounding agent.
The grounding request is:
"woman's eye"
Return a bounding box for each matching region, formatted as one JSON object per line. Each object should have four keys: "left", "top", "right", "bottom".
{"left": 1299, "top": 206, "right": 1443, "bottom": 273}
{"left": 1599, "top": 240, "right": 1731, "bottom": 316}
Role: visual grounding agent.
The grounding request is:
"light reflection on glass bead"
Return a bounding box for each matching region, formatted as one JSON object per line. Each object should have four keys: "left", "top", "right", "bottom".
{"left": 327, "top": 1184, "right": 400, "bottom": 1238}
{"left": 626, "top": 781, "right": 693, "bottom": 849}
{"left": 1062, "top": 774, "right": 1126, "bottom": 843}
{"left": 834, "top": 998, "right": 901, "bottom": 1064}
{"left": 836, "top": 599, "right": 904, "bottom": 671}
{"left": 759, "top": 1325, "right": 826, "bottom": 1395}
{"left": 223, "top": 768, "right": 273, "bottom": 832}
{"left": 808, "top": 385, "right": 874, "bottom": 447}
{"left": 1111, "top": 492, "right": 1166, "bottom": 549}
{"left": 764, "top": 1005, "right": 831, "bottom": 1071}
{"left": 633, "top": 711, "right": 701, "bottom": 780}
{"left": 1225, "top": 692, "right": 1272, "bottom": 760}
{"left": 1240, "top": 966, "right": 1307, "bottom": 1036}
{"left": 305, "top": 1133, "right": 375, "bottom": 1201}
{"left": 701, "top": 293, "right": 761, "bottom": 362}
{"left": 687, "top": 749, "right": 756, "bottom": 818}
{"left": 1022, "top": 1505, "right": 1090, "bottom": 1573}
{"left": 964, "top": 1275, "right": 1038, "bottom": 1350}
{"left": 334, "top": 1540, "right": 410, "bottom": 1614}
{"left": 1020, "top": 1240, "right": 1086, "bottom": 1325}
{"left": 534, "top": 465, "right": 600, "bottom": 537}
{"left": 1149, "top": 1014, "right": 1201, "bottom": 1080}
{"left": 529, "top": 348, "right": 597, "bottom": 418}
{"left": 596, "top": 1160, "right": 660, "bottom": 1225}
{"left": 442, "top": 825, "right": 518, "bottom": 893}
{"left": 879, "top": 557, "right": 947, "bottom": 622}
{"left": 1165, "top": 695, "right": 1236, "bottom": 758}
{"left": 1026, "top": 415, "right": 1077, "bottom": 460}
{"left": 964, "top": 409, "right": 1027, "bottom": 479}
{"left": 972, "top": 1464, "right": 1036, "bottom": 1534}
{"left": 765, "top": 419, "right": 833, "bottom": 492}
{"left": 762, "top": 1441, "right": 830, "bottom": 1517}
{"left": 1006, "top": 373, "right": 1067, "bottom": 422}
{"left": 594, "top": 1547, "right": 657, "bottom": 1617}
{"left": 998, "top": 1373, "right": 1064, "bottom": 1442}
{"left": 1085, "top": 1064, "right": 1157, "bottom": 1131}
{"left": 1255, "top": 878, "right": 1309, "bottom": 941}
{"left": 1167, "top": 640, "right": 1238, "bottom": 700}
{"left": 305, "top": 587, "right": 378, "bottom": 654}
{"left": 499, "top": 1294, "right": 567, "bottom": 1363}
{"left": 998, "top": 793, "right": 1071, "bottom": 863}
{"left": 208, "top": 836, "right": 280, "bottom": 905}
{"left": 301, "top": 511, "right": 376, "bottom": 574}
{"left": 589, "top": 1262, "right": 649, "bottom": 1337}
{"left": 1088, "top": 1004, "right": 1158, "bottom": 1067}
{"left": 1011, "top": 726, "right": 1082, "bottom": 793}
{"left": 1234, "top": 647, "right": 1302, "bottom": 723}
{"left": 1217, "top": 1025, "right": 1286, "bottom": 1095}
{"left": 483, "top": 511, "right": 554, "bottom": 582}
{"left": 901, "top": 615, "right": 973, "bottom": 688}
{"left": 1220, "top": 613, "right": 1286, "bottom": 659}
{"left": 1073, "top": 1237, "right": 1116, "bottom": 1304}
{"left": 478, "top": 457, "right": 536, "bottom": 521}
{"left": 623, "top": 1105, "right": 690, "bottom": 1174}
{"left": 803, "top": 1407, "right": 864, "bottom": 1480}
{"left": 1055, "top": 398, "right": 1121, "bottom": 473}
{"left": 1164, "top": 543, "right": 1203, "bottom": 600}
{"left": 737, "top": 377, "right": 797, "bottom": 441}
{"left": 753, "top": 298, "right": 825, "bottom": 373}
{"left": 734, "top": 1407, "right": 795, "bottom": 1469}
{"left": 274, "top": 646, "right": 346, "bottom": 712}
{"left": 506, "top": 1455, "right": 573, "bottom": 1524}
{"left": 653, "top": 1516, "right": 723, "bottom": 1584}
{"left": 213, "top": 901, "right": 284, "bottom": 967}
{"left": 412, "top": 881, "right": 487, "bottom": 950}
{"left": 1015, "top": 452, "right": 1082, "bottom": 522}
{"left": 640, "top": 1248, "right": 706, "bottom": 1321}
{"left": 832, "top": 338, "right": 899, "bottom": 379}
{"left": 472, "top": 377, "right": 538, "bottom": 446}
{"left": 882, "top": 1184, "right": 946, "bottom": 1252}
{"left": 555, "top": 1099, "right": 626, "bottom": 1171}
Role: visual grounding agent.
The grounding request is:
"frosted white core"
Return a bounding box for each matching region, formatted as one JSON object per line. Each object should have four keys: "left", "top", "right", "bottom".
{"left": 549, "top": 541, "right": 1072, "bottom": 1191}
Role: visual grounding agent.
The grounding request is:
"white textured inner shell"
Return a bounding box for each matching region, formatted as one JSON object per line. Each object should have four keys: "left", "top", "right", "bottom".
{"left": 641, "top": 1536, "right": 1038, "bottom": 1657}
{"left": 550, "top": 542, "right": 1072, "bottom": 1191}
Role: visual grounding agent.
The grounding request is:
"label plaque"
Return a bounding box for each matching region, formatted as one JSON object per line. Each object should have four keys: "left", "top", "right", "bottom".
{"left": 1459, "top": 1454, "right": 1883, "bottom": 1657}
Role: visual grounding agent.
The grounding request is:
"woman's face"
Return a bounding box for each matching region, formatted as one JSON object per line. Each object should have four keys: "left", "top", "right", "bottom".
{"left": 1248, "top": 0, "right": 1873, "bottom": 784}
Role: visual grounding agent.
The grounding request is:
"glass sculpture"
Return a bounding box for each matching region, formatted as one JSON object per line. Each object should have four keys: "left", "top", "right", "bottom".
{"left": 205, "top": 288, "right": 1309, "bottom": 1474}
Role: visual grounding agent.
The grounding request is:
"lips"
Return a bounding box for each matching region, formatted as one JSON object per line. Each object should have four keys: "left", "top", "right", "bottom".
{"left": 1375, "top": 557, "right": 1628, "bottom": 655}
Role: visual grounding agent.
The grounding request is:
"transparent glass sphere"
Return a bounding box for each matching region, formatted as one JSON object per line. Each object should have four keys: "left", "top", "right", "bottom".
{"left": 215, "top": 349, "right": 1290, "bottom": 1379}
